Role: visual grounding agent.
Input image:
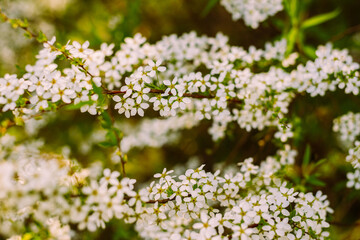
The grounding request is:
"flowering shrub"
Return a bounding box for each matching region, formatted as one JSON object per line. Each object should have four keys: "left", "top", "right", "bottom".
{"left": 0, "top": 0, "right": 359, "bottom": 239}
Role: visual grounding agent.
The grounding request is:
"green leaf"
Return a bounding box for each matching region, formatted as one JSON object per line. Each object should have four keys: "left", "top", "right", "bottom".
{"left": 301, "top": 9, "right": 340, "bottom": 29}
{"left": 63, "top": 100, "right": 94, "bottom": 110}
{"left": 15, "top": 65, "right": 26, "bottom": 75}
{"left": 284, "top": 0, "right": 299, "bottom": 25}
{"left": 14, "top": 117, "right": 24, "bottom": 126}
{"left": 201, "top": 0, "right": 219, "bottom": 17}
{"left": 55, "top": 43, "right": 63, "bottom": 49}
{"left": 303, "top": 45, "right": 316, "bottom": 59}
{"left": 106, "top": 130, "right": 118, "bottom": 145}
{"left": 34, "top": 115, "right": 43, "bottom": 120}
{"left": 271, "top": 18, "right": 285, "bottom": 31}
{"left": 308, "top": 228, "right": 318, "bottom": 239}
{"left": 286, "top": 27, "right": 298, "bottom": 54}
{"left": 23, "top": 32, "right": 32, "bottom": 39}
{"left": 23, "top": 233, "right": 35, "bottom": 240}
{"left": 57, "top": 54, "right": 67, "bottom": 61}
{"left": 15, "top": 96, "right": 27, "bottom": 107}
{"left": 36, "top": 31, "right": 48, "bottom": 43}
{"left": 145, "top": 83, "right": 164, "bottom": 91}
{"left": 280, "top": 117, "right": 288, "bottom": 124}
{"left": 307, "top": 175, "right": 326, "bottom": 187}
{"left": 113, "top": 128, "right": 123, "bottom": 139}
{"left": 9, "top": 19, "right": 19, "bottom": 28}
{"left": 18, "top": 18, "right": 28, "bottom": 28}
{"left": 289, "top": 209, "right": 297, "bottom": 218}
{"left": 289, "top": 0, "right": 297, "bottom": 13}
{"left": 100, "top": 111, "right": 112, "bottom": 129}
{"left": 91, "top": 82, "right": 105, "bottom": 104}
{"left": 98, "top": 141, "right": 116, "bottom": 148}
{"left": 166, "top": 187, "right": 174, "bottom": 197}
{"left": 0, "top": 13, "right": 7, "bottom": 22}
{"left": 302, "top": 144, "right": 311, "bottom": 166}
{"left": 70, "top": 57, "right": 84, "bottom": 66}
{"left": 98, "top": 129, "right": 118, "bottom": 148}
{"left": 314, "top": 158, "right": 327, "bottom": 168}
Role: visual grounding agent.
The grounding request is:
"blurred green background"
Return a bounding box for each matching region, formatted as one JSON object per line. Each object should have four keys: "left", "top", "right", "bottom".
{"left": 1, "top": 0, "right": 360, "bottom": 239}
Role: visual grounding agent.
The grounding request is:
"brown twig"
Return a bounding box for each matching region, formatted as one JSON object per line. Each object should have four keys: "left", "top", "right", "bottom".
{"left": 331, "top": 24, "right": 360, "bottom": 42}
{"left": 146, "top": 196, "right": 176, "bottom": 204}
{"left": 104, "top": 89, "right": 243, "bottom": 104}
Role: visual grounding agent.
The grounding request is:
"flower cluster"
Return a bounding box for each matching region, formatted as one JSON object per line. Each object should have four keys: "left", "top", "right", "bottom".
{"left": 2, "top": 32, "right": 359, "bottom": 143}
{"left": 0, "top": 137, "right": 88, "bottom": 237}
{"left": 333, "top": 112, "right": 360, "bottom": 190}
{"left": 7, "top": 218, "right": 71, "bottom": 240}
{"left": 220, "top": 0, "right": 284, "bottom": 28}
{"left": 0, "top": 33, "right": 284, "bottom": 141}
{"left": 135, "top": 159, "right": 332, "bottom": 240}
{"left": 333, "top": 111, "right": 360, "bottom": 143}
{"left": 0, "top": 135, "right": 331, "bottom": 240}
{"left": 345, "top": 142, "right": 360, "bottom": 189}
{"left": 295, "top": 44, "right": 360, "bottom": 97}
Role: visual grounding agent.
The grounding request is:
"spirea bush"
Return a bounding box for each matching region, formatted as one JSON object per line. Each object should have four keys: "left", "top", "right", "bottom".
{"left": 0, "top": 0, "right": 359, "bottom": 239}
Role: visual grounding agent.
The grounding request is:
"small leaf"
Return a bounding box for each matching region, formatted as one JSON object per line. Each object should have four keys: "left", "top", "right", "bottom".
{"left": 303, "top": 45, "right": 316, "bottom": 59}
{"left": 302, "top": 144, "right": 311, "bottom": 166}
{"left": 55, "top": 43, "right": 63, "bottom": 49}
{"left": 100, "top": 111, "right": 112, "bottom": 129}
{"left": 201, "top": 0, "right": 219, "bottom": 17}
{"left": 113, "top": 128, "right": 123, "bottom": 139}
{"left": 271, "top": 18, "right": 285, "bottom": 30}
{"left": 106, "top": 130, "right": 118, "bottom": 146}
{"left": 166, "top": 187, "right": 174, "bottom": 197}
{"left": 18, "top": 18, "right": 28, "bottom": 28}
{"left": 23, "top": 32, "right": 32, "bottom": 39}
{"left": 36, "top": 31, "right": 48, "bottom": 43}
{"left": 307, "top": 175, "right": 326, "bottom": 187}
{"left": 308, "top": 228, "right": 318, "bottom": 239}
{"left": 15, "top": 65, "right": 26, "bottom": 75}
{"left": 63, "top": 100, "right": 94, "bottom": 110}
{"left": 145, "top": 83, "right": 163, "bottom": 91}
{"left": 15, "top": 96, "right": 27, "bottom": 107}
{"left": 0, "top": 13, "right": 7, "bottom": 22}
{"left": 34, "top": 115, "right": 43, "bottom": 120}
{"left": 286, "top": 27, "right": 298, "bottom": 54}
{"left": 301, "top": 9, "right": 340, "bottom": 29}
{"left": 98, "top": 141, "right": 116, "bottom": 148}
{"left": 23, "top": 233, "right": 35, "bottom": 240}
{"left": 98, "top": 129, "right": 118, "bottom": 148}
{"left": 289, "top": 0, "right": 299, "bottom": 23}
{"left": 91, "top": 82, "right": 105, "bottom": 103}
{"left": 14, "top": 117, "right": 24, "bottom": 126}
{"left": 314, "top": 158, "right": 327, "bottom": 168}
{"left": 9, "top": 19, "right": 19, "bottom": 28}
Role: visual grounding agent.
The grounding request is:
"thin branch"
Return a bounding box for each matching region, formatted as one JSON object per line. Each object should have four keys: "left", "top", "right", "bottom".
{"left": 106, "top": 107, "right": 127, "bottom": 177}
{"left": 146, "top": 197, "right": 176, "bottom": 204}
{"left": 331, "top": 24, "right": 360, "bottom": 42}
{"left": 0, "top": 8, "right": 96, "bottom": 82}
{"left": 104, "top": 89, "right": 243, "bottom": 104}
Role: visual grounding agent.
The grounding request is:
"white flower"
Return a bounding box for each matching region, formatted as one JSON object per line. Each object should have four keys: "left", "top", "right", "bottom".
{"left": 145, "top": 60, "right": 166, "bottom": 77}
{"left": 193, "top": 212, "right": 217, "bottom": 238}
{"left": 68, "top": 41, "right": 93, "bottom": 58}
